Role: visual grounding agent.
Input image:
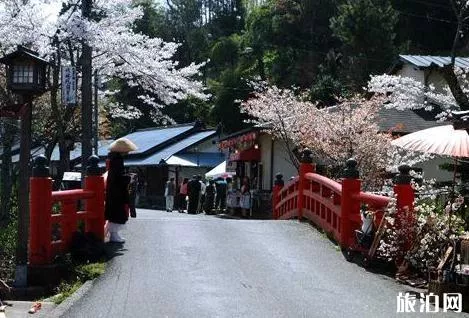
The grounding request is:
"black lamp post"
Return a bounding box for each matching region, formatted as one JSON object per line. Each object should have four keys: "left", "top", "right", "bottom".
{"left": 0, "top": 46, "right": 50, "bottom": 287}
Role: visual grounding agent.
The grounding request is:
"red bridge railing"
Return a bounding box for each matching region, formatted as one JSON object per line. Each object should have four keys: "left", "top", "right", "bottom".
{"left": 29, "top": 155, "right": 105, "bottom": 266}
{"left": 273, "top": 154, "right": 414, "bottom": 250}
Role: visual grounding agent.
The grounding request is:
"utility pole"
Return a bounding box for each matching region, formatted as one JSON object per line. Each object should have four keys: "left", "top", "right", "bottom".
{"left": 93, "top": 70, "right": 99, "bottom": 154}
{"left": 15, "top": 101, "right": 32, "bottom": 287}
{"left": 81, "top": 0, "right": 93, "bottom": 177}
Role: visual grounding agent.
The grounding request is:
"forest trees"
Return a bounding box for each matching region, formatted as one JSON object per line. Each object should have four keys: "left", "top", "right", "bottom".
{"left": 330, "top": 0, "right": 398, "bottom": 91}
{"left": 100, "top": 0, "right": 468, "bottom": 133}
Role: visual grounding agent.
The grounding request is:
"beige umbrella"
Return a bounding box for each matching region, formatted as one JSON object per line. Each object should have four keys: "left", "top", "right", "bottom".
{"left": 391, "top": 125, "right": 469, "bottom": 158}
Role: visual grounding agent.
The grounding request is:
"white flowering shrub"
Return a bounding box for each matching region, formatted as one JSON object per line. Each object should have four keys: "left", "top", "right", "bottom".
{"left": 407, "top": 200, "right": 465, "bottom": 273}
{"left": 377, "top": 184, "right": 466, "bottom": 274}
{"left": 377, "top": 196, "right": 416, "bottom": 262}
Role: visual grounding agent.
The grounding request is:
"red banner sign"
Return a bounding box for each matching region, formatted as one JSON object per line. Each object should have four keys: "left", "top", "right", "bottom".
{"left": 219, "top": 132, "right": 257, "bottom": 149}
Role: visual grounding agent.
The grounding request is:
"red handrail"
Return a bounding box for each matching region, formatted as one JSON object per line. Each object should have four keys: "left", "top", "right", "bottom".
{"left": 304, "top": 173, "right": 342, "bottom": 193}
{"left": 52, "top": 189, "right": 94, "bottom": 202}
{"left": 355, "top": 192, "right": 390, "bottom": 209}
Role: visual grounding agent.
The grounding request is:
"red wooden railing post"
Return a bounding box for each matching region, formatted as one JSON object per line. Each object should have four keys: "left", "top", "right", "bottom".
{"left": 85, "top": 155, "right": 105, "bottom": 240}
{"left": 393, "top": 164, "right": 415, "bottom": 255}
{"left": 298, "top": 149, "right": 315, "bottom": 220}
{"left": 340, "top": 158, "right": 361, "bottom": 249}
{"left": 272, "top": 173, "right": 284, "bottom": 219}
{"left": 29, "top": 156, "right": 53, "bottom": 265}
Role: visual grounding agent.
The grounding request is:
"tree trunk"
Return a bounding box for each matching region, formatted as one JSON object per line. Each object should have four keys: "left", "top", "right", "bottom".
{"left": 439, "top": 65, "right": 469, "bottom": 111}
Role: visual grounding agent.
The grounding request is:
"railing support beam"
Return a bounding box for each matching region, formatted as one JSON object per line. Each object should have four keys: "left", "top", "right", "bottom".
{"left": 29, "top": 156, "right": 53, "bottom": 265}
{"left": 85, "top": 155, "right": 105, "bottom": 240}
{"left": 298, "top": 149, "right": 315, "bottom": 220}
{"left": 393, "top": 164, "right": 415, "bottom": 259}
{"left": 340, "top": 158, "right": 361, "bottom": 249}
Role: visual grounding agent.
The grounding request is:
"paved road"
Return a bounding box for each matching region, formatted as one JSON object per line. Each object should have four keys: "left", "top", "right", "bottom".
{"left": 61, "top": 210, "right": 468, "bottom": 318}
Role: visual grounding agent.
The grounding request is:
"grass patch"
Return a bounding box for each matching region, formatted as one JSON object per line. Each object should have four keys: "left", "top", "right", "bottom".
{"left": 76, "top": 262, "right": 105, "bottom": 280}
{"left": 52, "top": 261, "right": 106, "bottom": 304}
{"left": 52, "top": 280, "right": 82, "bottom": 304}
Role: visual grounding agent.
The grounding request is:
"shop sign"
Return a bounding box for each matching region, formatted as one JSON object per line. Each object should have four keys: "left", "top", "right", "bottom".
{"left": 219, "top": 132, "right": 257, "bottom": 149}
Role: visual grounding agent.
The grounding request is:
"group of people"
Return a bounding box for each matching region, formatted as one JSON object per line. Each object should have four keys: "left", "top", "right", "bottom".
{"left": 165, "top": 175, "right": 253, "bottom": 217}
{"left": 164, "top": 175, "right": 229, "bottom": 214}
{"left": 103, "top": 137, "right": 256, "bottom": 243}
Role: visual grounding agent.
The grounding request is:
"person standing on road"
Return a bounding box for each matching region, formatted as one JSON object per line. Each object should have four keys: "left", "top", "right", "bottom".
{"left": 128, "top": 173, "right": 138, "bottom": 218}
{"left": 240, "top": 176, "right": 251, "bottom": 218}
{"left": 198, "top": 175, "right": 206, "bottom": 213}
{"left": 187, "top": 175, "right": 201, "bottom": 214}
{"left": 165, "top": 177, "right": 176, "bottom": 212}
{"left": 215, "top": 177, "right": 227, "bottom": 212}
{"left": 105, "top": 138, "right": 137, "bottom": 243}
{"left": 178, "top": 178, "right": 189, "bottom": 213}
{"left": 204, "top": 179, "right": 216, "bottom": 214}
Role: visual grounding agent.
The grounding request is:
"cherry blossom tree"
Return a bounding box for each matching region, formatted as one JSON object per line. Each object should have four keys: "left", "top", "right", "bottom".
{"left": 0, "top": 0, "right": 208, "bottom": 186}
{"left": 242, "top": 85, "right": 429, "bottom": 189}
{"left": 368, "top": 74, "right": 459, "bottom": 121}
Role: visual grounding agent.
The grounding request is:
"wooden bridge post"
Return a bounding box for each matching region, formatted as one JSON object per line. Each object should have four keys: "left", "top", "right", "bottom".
{"left": 298, "top": 149, "right": 315, "bottom": 220}
{"left": 29, "top": 155, "right": 53, "bottom": 265}
{"left": 85, "top": 155, "right": 105, "bottom": 240}
{"left": 272, "top": 173, "right": 284, "bottom": 219}
{"left": 340, "top": 158, "right": 360, "bottom": 249}
{"left": 393, "top": 164, "right": 415, "bottom": 253}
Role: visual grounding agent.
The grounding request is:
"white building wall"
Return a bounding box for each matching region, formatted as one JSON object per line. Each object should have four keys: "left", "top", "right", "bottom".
{"left": 259, "top": 134, "right": 273, "bottom": 189}
{"left": 258, "top": 133, "right": 298, "bottom": 190}
{"left": 273, "top": 139, "right": 298, "bottom": 183}
{"left": 397, "top": 64, "right": 425, "bottom": 83}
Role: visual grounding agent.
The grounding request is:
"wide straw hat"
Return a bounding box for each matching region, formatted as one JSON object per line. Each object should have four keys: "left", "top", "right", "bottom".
{"left": 108, "top": 137, "right": 138, "bottom": 153}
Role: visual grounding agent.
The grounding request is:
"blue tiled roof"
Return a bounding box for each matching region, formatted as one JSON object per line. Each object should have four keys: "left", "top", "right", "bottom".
{"left": 48, "top": 140, "right": 114, "bottom": 161}
{"left": 399, "top": 55, "right": 469, "bottom": 68}
{"left": 124, "top": 130, "right": 218, "bottom": 167}
{"left": 113, "top": 124, "right": 195, "bottom": 155}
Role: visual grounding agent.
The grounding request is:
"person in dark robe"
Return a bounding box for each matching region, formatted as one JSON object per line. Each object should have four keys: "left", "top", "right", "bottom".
{"left": 105, "top": 138, "right": 137, "bottom": 243}
{"left": 215, "top": 177, "right": 227, "bottom": 212}
{"left": 128, "top": 173, "right": 138, "bottom": 218}
{"left": 204, "top": 179, "right": 216, "bottom": 214}
{"left": 187, "top": 175, "right": 201, "bottom": 214}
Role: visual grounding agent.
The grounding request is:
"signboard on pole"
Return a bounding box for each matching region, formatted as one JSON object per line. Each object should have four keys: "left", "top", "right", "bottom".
{"left": 61, "top": 66, "right": 76, "bottom": 106}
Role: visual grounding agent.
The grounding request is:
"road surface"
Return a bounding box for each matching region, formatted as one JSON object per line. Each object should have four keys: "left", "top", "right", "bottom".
{"left": 60, "top": 209, "right": 468, "bottom": 318}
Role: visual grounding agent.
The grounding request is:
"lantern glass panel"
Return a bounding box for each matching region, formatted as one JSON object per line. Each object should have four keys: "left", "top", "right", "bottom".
{"left": 12, "top": 64, "right": 34, "bottom": 84}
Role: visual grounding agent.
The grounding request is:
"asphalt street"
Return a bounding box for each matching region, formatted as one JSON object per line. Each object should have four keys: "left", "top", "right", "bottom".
{"left": 60, "top": 209, "right": 469, "bottom": 318}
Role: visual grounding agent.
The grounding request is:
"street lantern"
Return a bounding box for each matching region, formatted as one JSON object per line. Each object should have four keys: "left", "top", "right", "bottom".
{"left": 0, "top": 46, "right": 50, "bottom": 288}
{"left": 0, "top": 46, "right": 49, "bottom": 97}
